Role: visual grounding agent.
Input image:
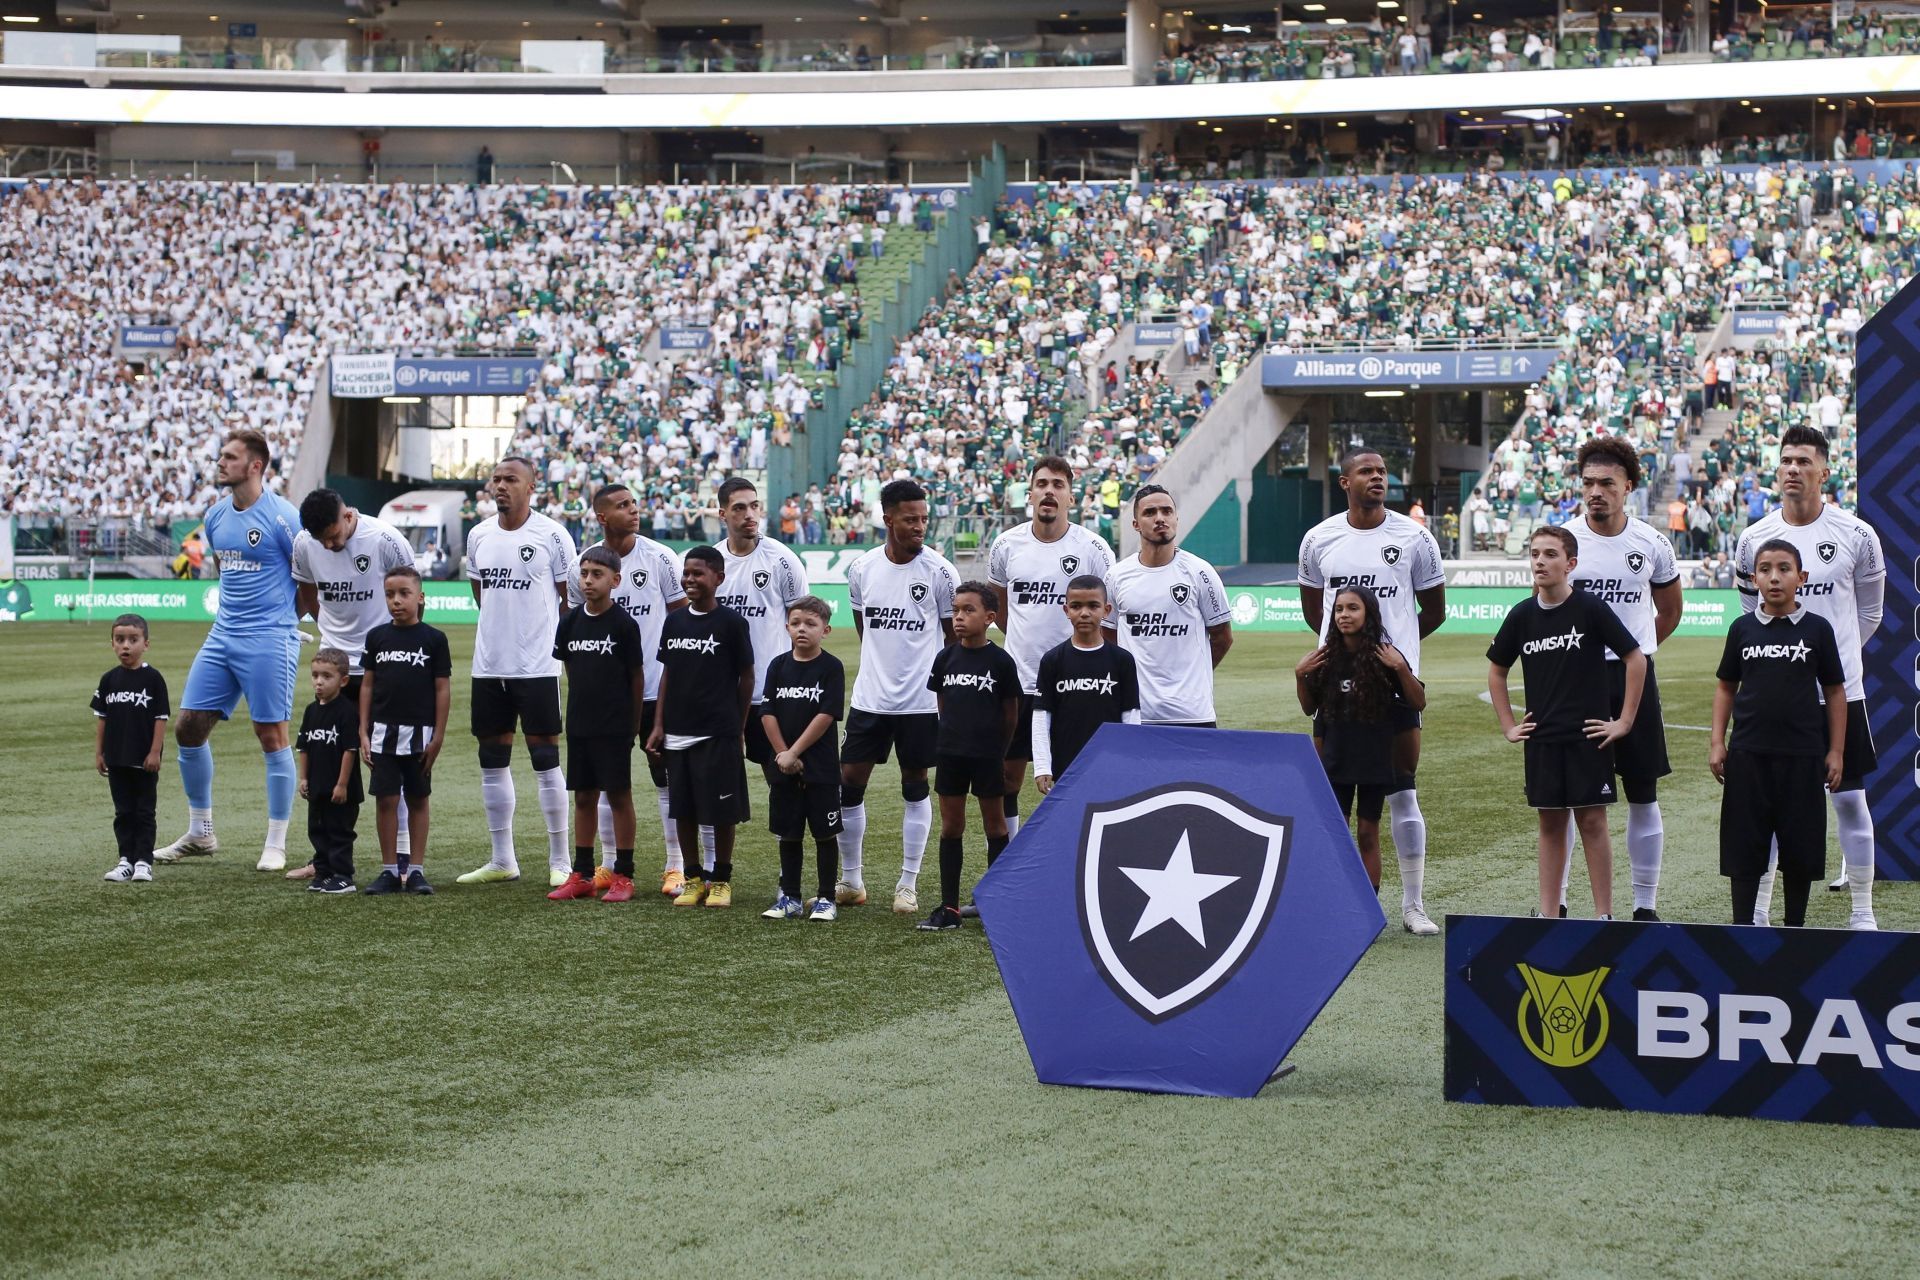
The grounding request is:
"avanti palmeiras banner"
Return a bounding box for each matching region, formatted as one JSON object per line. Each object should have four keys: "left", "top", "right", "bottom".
{"left": 1445, "top": 915, "right": 1920, "bottom": 1129}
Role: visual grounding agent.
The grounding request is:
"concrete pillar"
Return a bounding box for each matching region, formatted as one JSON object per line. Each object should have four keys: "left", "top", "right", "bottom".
{"left": 1235, "top": 475, "right": 1255, "bottom": 565}
{"left": 1125, "top": 0, "right": 1163, "bottom": 84}
{"left": 1307, "top": 397, "right": 1332, "bottom": 519}
{"left": 1412, "top": 394, "right": 1437, "bottom": 508}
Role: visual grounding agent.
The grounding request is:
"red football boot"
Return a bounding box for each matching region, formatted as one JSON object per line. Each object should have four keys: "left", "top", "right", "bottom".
{"left": 600, "top": 873, "right": 636, "bottom": 903}
{"left": 547, "top": 872, "right": 597, "bottom": 901}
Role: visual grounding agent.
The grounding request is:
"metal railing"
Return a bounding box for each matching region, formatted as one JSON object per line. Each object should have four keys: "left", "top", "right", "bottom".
{"left": 1264, "top": 337, "right": 1565, "bottom": 354}
{"left": 6, "top": 157, "right": 983, "bottom": 187}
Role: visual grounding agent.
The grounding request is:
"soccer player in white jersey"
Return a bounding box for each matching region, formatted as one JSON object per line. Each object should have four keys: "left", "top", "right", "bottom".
{"left": 459, "top": 457, "right": 577, "bottom": 888}
{"left": 567, "top": 483, "right": 688, "bottom": 896}
{"left": 1296, "top": 449, "right": 1446, "bottom": 936}
{"left": 712, "top": 475, "right": 809, "bottom": 881}
{"left": 1557, "top": 438, "right": 1683, "bottom": 922}
{"left": 1736, "top": 425, "right": 1886, "bottom": 930}
{"left": 839, "top": 478, "right": 959, "bottom": 914}
{"left": 290, "top": 488, "right": 419, "bottom": 882}
{"left": 988, "top": 455, "right": 1115, "bottom": 846}
{"left": 1105, "top": 485, "right": 1234, "bottom": 726}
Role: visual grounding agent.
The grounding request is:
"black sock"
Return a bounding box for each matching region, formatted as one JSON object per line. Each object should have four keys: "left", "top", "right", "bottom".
{"left": 573, "top": 845, "right": 594, "bottom": 878}
{"left": 1784, "top": 877, "right": 1812, "bottom": 927}
{"left": 714, "top": 855, "right": 733, "bottom": 883}
{"left": 986, "top": 834, "right": 1009, "bottom": 867}
{"left": 815, "top": 838, "right": 839, "bottom": 901}
{"left": 779, "top": 839, "right": 803, "bottom": 899}
{"left": 1002, "top": 793, "right": 1019, "bottom": 823}
{"left": 615, "top": 848, "right": 634, "bottom": 878}
{"left": 1731, "top": 875, "right": 1760, "bottom": 925}
{"left": 939, "top": 836, "right": 964, "bottom": 911}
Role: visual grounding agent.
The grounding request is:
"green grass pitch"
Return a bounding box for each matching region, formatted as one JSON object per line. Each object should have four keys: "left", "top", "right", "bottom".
{"left": 4, "top": 621, "right": 1918, "bottom": 1278}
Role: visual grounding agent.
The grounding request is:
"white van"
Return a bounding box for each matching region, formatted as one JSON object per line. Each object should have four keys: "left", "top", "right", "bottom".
{"left": 378, "top": 490, "right": 469, "bottom": 578}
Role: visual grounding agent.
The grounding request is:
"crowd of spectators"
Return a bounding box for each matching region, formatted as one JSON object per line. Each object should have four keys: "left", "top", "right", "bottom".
{"left": 0, "top": 177, "right": 917, "bottom": 550}
{"left": 1714, "top": 9, "right": 1920, "bottom": 61}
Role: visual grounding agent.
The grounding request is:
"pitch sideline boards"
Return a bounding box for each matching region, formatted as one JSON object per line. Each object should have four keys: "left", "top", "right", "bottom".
{"left": 1444, "top": 915, "right": 1920, "bottom": 1129}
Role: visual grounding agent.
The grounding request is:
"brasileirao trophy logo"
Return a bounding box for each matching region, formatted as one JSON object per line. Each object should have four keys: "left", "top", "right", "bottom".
{"left": 1515, "top": 964, "right": 1612, "bottom": 1068}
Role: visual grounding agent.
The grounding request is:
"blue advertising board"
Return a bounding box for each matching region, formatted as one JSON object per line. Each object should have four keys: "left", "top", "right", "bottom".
{"left": 1855, "top": 275, "right": 1920, "bottom": 879}
{"left": 1445, "top": 916, "right": 1920, "bottom": 1128}
{"left": 1133, "top": 322, "right": 1181, "bottom": 346}
{"left": 1731, "top": 310, "right": 1785, "bottom": 337}
{"left": 973, "top": 724, "right": 1383, "bottom": 1098}
{"left": 660, "top": 326, "right": 713, "bottom": 351}
{"left": 118, "top": 325, "right": 179, "bottom": 350}
{"left": 1261, "top": 347, "right": 1559, "bottom": 390}
{"left": 390, "top": 357, "right": 541, "bottom": 395}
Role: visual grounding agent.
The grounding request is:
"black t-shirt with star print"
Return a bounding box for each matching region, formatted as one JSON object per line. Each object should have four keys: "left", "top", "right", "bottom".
{"left": 1716, "top": 610, "right": 1845, "bottom": 757}
{"left": 928, "top": 639, "right": 1020, "bottom": 760}
{"left": 1486, "top": 592, "right": 1639, "bottom": 743}
{"left": 91, "top": 664, "right": 170, "bottom": 768}
{"left": 1035, "top": 639, "right": 1139, "bottom": 776}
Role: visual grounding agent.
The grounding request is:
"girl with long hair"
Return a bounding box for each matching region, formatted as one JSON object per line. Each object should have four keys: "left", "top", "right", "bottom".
{"left": 1295, "top": 585, "right": 1427, "bottom": 890}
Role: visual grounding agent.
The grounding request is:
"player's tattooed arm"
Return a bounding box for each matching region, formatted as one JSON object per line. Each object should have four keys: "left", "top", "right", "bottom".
{"left": 1415, "top": 584, "right": 1446, "bottom": 639}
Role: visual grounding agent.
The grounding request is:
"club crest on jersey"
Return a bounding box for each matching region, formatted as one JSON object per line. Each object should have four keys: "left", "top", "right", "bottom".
{"left": 247, "top": 528, "right": 262, "bottom": 547}
{"left": 910, "top": 582, "right": 929, "bottom": 603}
{"left": 1061, "top": 554, "right": 1081, "bottom": 575}
{"left": 1817, "top": 541, "right": 1838, "bottom": 564}
{"left": 1171, "top": 583, "right": 1191, "bottom": 605}
{"left": 754, "top": 569, "right": 771, "bottom": 589}
{"left": 633, "top": 569, "right": 648, "bottom": 589}
{"left": 1381, "top": 545, "right": 1402, "bottom": 567}
{"left": 1077, "top": 784, "right": 1291, "bottom": 1022}
{"left": 354, "top": 554, "right": 371, "bottom": 574}
{"left": 519, "top": 545, "right": 536, "bottom": 564}
{"left": 1626, "top": 551, "right": 1646, "bottom": 574}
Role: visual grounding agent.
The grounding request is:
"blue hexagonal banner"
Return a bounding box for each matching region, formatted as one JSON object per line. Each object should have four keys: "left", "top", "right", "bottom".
{"left": 974, "top": 724, "right": 1386, "bottom": 1098}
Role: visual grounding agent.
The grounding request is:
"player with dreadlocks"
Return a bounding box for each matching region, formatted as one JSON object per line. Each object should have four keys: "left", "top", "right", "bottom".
{"left": 1294, "top": 585, "right": 1426, "bottom": 893}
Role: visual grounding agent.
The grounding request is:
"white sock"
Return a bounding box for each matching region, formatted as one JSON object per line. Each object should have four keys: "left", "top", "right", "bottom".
{"left": 901, "top": 795, "right": 932, "bottom": 881}
{"left": 659, "top": 789, "right": 683, "bottom": 873}
{"left": 395, "top": 805, "right": 412, "bottom": 859}
{"left": 1627, "top": 802, "right": 1663, "bottom": 912}
{"left": 536, "top": 766, "right": 569, "bottom": 871}
{"left": 482, "top": 766, "right": 518, "bottom": 870}
{"left": 699, "top": 825, "right": 717, "bottom": 875}
{"left": 1753, "top": 840, "right": 1778, "bottom": 925}
{"left": 264, "top": 817, "right": 289, "bottom": 851}
{"left": 188, "top": 807, "right": 214, "bottom": 840}
{"left": 599, "top": 796, "right": 617, "bottom": 869}
{"left": 1006, "top": 813, "right": 1021, "bottom": 839}
{"left": 1834, "top": 789, "right": 1877, "bottom": 915}
{"left": 1557, "top": 813, "right": 1575, "bottom": 909}
{"left": 838, "top": 802, "right": 867, "bottom": 887}
{"left": 1387, "top": 788, "right": 1427, "bottom": 913}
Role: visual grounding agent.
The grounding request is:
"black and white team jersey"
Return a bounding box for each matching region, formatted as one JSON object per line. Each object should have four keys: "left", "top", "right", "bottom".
{"left": 846, "top": 545, "right": 959, "bottom": 716}
{"left": 554, "top": 603, "right": 645, "bottom": 740}
{"left": 291, "top": 512, "right": 417, "bottom": 673}
{"left": 466, "top": 511, "right": 575, "bottom": 681}
{"left": 361, "top": 620, "right": 452, "bottom": 754}
{"left": 761, "top": 649, "right": 846, "bottom": 784}
{"left": 568, "top": 534, "right": 685, "bottom": 701}
{"left": 91, "top": 663, "right": 170, "bottom": 768}
{"left": 1034, "top": 640, "right": 1140, "bottom": 776}
{"left": 1106, "top": 550, "right": 1232, "bottom": 724}
{"left": 1716, "top": 608, "right": 1846, "bottom": 757}
{"left": 1486, "top": 592, "right": 1640, "bottom": 742}
{"left": 1296, "top": 509, "right": 1446, "bottom": 676}
{"left": 1563, "top": 514, "right": 1680, "bottom": 662}
{"left": 297, "top": 696, "right": 363, "bottom": 804}
{"left": 987, "top": 520, "right": 1116, "bottom": 694}
{"left": 714, "top": 536, "right": 808, "bottom": 710}
{"left": 1735, "top": 503, "right": 1885, "bottom": 702}
{"left": 657, "top": 604, "right": 754, "bottom": 742}
{"left": 928, "top": 640, "right": 1021, "bottom": 759}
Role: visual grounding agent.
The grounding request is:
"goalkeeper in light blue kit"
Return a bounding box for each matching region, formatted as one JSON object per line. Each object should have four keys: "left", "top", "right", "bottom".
{"left": 154, "top": 430, "right": 306, "bottom": 872}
